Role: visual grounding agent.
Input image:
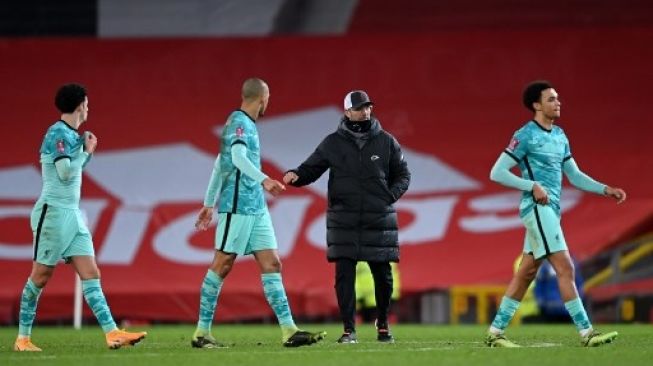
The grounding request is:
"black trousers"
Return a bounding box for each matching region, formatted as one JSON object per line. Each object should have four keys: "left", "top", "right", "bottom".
{"left": 335, "top": 258, "right": 393, "bottom": 332}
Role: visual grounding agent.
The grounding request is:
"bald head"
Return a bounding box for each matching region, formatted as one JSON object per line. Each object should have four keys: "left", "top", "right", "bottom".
{"left": 240, "top": 78, "right": 270, "bottom": 118}
{"left": 242, "top": 78, "right": 269, "bottom": 102}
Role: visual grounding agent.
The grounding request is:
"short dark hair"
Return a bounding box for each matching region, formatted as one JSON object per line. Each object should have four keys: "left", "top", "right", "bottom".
{"left": 55, "top": 83, "right": 87, "bottom": 113}
{"left": 522, "top": 80, "right": 553, "bottom": 112}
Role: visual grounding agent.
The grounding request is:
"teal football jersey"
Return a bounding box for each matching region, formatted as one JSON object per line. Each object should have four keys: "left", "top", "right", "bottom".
{"left": 217, "top": 110, "right": 266, "bottom": 215}
{"left": 37, "top": 120, "right": 87, "bottom": 209}
{"left": 504, "top": 120, "right": 571, "bottom": 217}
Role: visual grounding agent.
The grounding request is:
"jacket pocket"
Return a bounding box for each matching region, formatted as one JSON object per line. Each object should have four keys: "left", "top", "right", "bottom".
{"left": 376, "top": 179, "right": 396, "bottom": 203}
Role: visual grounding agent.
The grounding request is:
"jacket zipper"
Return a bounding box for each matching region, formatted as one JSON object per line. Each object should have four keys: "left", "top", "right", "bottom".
{"left": 357, "top": 142, "right": 364, "bottom": 259}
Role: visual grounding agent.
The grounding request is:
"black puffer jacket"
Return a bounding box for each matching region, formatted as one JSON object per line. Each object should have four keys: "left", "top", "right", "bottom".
{"left": 290, "top": 116, "right": 410, "bottom": 262}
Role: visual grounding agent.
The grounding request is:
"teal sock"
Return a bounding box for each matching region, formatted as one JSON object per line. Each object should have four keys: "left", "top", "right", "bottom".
{"left": 490, "top": 296, "right": 520, "bottom": 332}
{"left": 197, "top": 270, "right": 223, "bottom": 331}
{"left": 82, "top": 279, "right": 118, "bottom": 333}
{"left": 564, "top": 297, "right": 592, "bottom": 333}
{"left": 18, "top": 279, "right": 43, "bottom": 337}
{"left": 261, "top": 273, "right": 297, "bottom": 334}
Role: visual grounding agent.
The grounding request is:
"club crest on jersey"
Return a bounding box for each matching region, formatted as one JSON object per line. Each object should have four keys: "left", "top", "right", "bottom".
{"left": 56, "top": 140, "right": 65, "bottom": 153}
{"left": 236, "top": 127, "right": 244, "bottom": 137}
{"left": 507, "top": 137, "right": 520, "bottom": 151}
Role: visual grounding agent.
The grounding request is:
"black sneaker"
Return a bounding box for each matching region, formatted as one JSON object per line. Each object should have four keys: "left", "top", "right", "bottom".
{"left": 283, "top": 330, "right": 326, "bottom": 347}
{"left": 191, "top": 335, "right": 226, "bottom": 348}
{"left": 376, "top": 321, "right": 395, "bottom": 343}
{"left": 337, "top": 331, "right": 358, "bottom": 344}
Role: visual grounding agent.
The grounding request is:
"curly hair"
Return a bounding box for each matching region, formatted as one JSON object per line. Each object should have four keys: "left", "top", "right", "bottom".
{"left": 522, "top": 80, "right": 553, "bottom": 112}
{"left": 54, "top": 83, "right": 87, "bottom": 113}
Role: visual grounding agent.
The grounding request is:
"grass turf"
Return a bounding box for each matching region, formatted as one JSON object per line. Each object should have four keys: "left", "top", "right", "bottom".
{"left": 1, "top": 324, "right": 651, "bottom": 366}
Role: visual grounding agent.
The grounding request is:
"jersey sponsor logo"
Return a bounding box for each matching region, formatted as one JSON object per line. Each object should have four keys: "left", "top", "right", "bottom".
{"left": 371, "top": 155, "right": 380, "bottom": 161}
{"left": 56, "top": 140, "right": 65, "bottom": 153}
{"left": 507, "top": 137, "right": 520, "bottom": 151}
{"left": 236, "top": 127, "right": 244, "bottom": 138}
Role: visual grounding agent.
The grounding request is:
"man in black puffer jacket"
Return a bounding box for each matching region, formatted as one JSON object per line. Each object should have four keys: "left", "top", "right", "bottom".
{"left": 283, "top": 90, "right": 410, "bottom": 344}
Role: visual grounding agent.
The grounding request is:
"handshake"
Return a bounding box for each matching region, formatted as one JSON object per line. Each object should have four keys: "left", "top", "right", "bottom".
{"left": 262, "top": 171, "right": 299, "bottom": 196}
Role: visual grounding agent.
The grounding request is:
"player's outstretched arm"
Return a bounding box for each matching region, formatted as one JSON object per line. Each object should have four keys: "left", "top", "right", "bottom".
{"left": 230, "top": 143, "right": 285, "bottom": 196}
{"left": 231, "top": 143, "right": 267, "bottom": 183}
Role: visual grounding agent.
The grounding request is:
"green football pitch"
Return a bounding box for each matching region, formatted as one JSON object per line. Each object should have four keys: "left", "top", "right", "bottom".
{"left": 1, "top": 324, "right": 651, "bottom": 366}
